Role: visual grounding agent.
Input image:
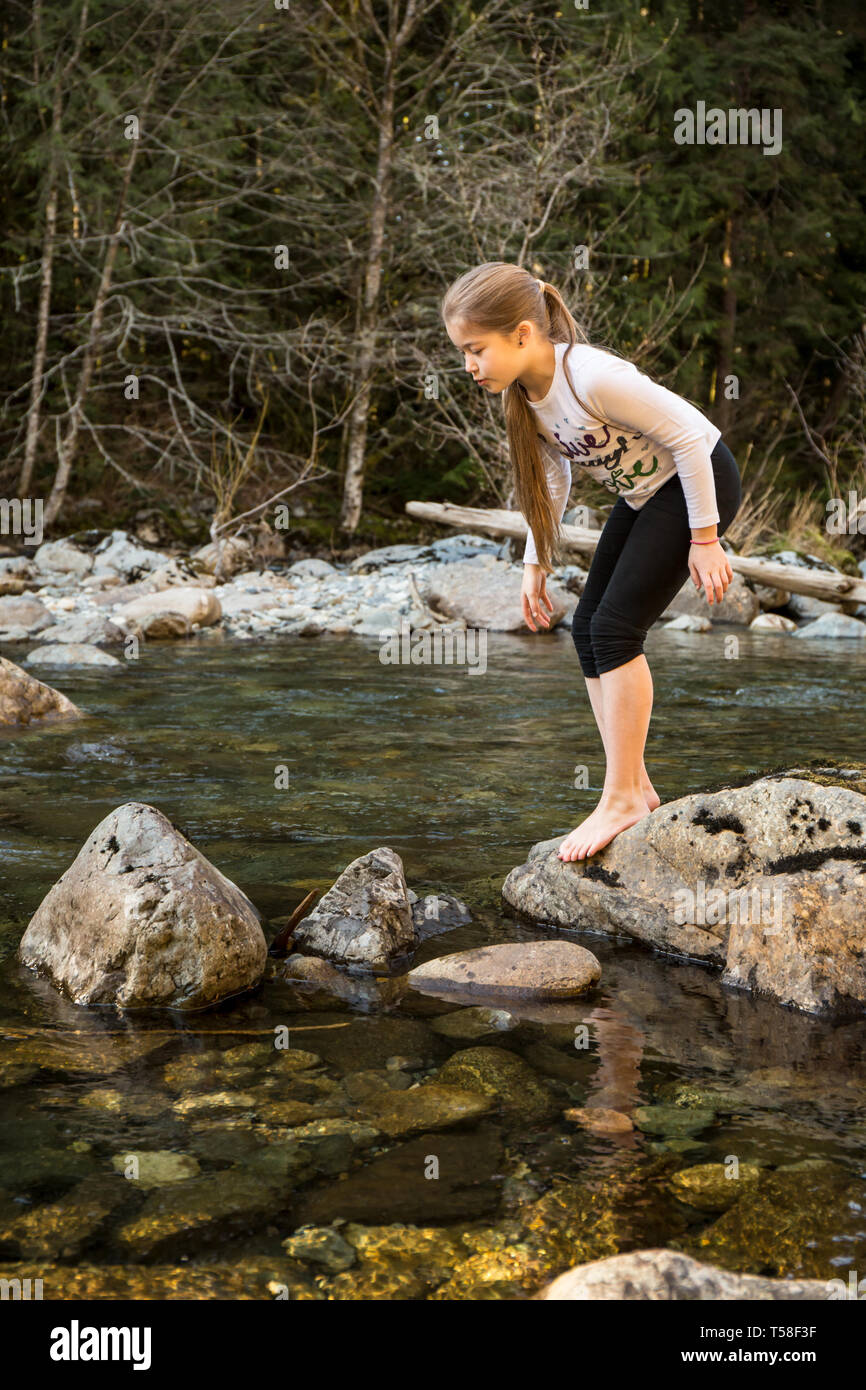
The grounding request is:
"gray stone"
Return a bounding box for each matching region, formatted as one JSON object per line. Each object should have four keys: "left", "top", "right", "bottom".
{"left": 663, "top": 613, "right": 712, "bottom": 632}
{"left": 660, "top": 571, "right": 759, "bottom": 625}
{"left": 91, "top": 530, "right": 171, "bottom": 578}
{"left": 418, "top": 556, "right": 572, "bottom": 631}
{"left": 287, "top": 558, "right": 339, "bottom": 577}
{"left": 19, "top": 801, "right": 267, "bottom": 1009}
{"left": 26, "top": 643, "right": 122, "bottom": 668}
{"left": 33, "top": 611, "right": 131, "bottom": 646}
{"left": 33, "top": 539, "right": 93, "bottom": 577}
{"left": 292, "top": 846, "right": 418, "bottom": 970}
{"left": 0, "top": 595, "right": 53, "bottom": 633}
{"left": 793, "top": 612, "right": 866, "bottom": 639}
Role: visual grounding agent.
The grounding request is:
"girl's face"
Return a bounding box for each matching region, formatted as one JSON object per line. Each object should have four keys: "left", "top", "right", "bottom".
{"left": 445, "top": 318, "right": 519, "bottom": 394}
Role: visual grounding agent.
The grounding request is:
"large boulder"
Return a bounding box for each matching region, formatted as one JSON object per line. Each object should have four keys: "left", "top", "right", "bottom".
{"left": 501, "top": 761, "right": 866, "bottom": 1016}
{"left": 0, "top": 656, "right": 83, "bottom": 726}
{"left": 292, "top": 846, "right": 418, "bottom": 970}
{"left": 417, "top": 556, "right": 572, "bottom": 631}
{"left": 536, "top": 1248, "right": 830, "bottom": 1300}
{"left": 19, "top": 802, "right": 266, "bottom": 1010}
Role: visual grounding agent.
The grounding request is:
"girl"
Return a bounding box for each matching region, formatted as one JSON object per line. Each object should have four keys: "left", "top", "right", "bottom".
{"left": 442, "top": 261, "right": 742, "bottom": 863}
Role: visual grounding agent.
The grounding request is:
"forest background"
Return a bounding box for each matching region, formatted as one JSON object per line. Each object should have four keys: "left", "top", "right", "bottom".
{"left": 2, "top": 0, "right": 865, "bottom": 567}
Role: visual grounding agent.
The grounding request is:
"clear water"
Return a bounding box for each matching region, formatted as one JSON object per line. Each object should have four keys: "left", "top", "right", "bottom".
{"left": 2, "top": 624, "right": 866, "bottom": 1297}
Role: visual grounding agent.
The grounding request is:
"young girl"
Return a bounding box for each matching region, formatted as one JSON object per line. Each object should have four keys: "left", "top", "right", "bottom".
{"left": 442, "top": 261, "right": 742, "bottom": 863}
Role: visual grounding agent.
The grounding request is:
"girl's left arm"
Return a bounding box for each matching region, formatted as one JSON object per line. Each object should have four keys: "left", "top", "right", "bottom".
{"left": 577, "top": 356, "right": 721, "bottom": 534}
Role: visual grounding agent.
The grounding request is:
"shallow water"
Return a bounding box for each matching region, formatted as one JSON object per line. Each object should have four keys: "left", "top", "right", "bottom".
{"left": 2, "top": 623, "right": 866, "bottom": 1297}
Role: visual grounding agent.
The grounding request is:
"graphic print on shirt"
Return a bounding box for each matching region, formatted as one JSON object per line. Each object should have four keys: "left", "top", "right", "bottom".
{"left": 546, "top": 419, "right": 661, "bottom": 496}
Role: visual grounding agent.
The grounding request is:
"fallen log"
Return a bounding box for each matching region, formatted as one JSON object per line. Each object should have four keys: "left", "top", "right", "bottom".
{"left": 405, "top": 501, "right": 866, "bottom": 605}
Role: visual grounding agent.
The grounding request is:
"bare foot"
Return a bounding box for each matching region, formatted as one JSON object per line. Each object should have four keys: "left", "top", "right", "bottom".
{"left": 557, "top": 795, "right": 650, "bottom": 862}
{"left": 641, "top": 776, "right": 661, "bottom": 812}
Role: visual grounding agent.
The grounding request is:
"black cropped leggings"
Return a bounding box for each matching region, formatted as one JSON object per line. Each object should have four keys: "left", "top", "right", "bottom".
{"left": 571, "top": 437, "right": 742, "bottom": 679}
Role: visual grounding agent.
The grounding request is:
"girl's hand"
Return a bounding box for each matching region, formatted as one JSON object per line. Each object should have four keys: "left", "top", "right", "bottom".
{"left": 521, "top": 563, "right": 555, "bottom": 631}
{"left": 689, "top": 540, "right": 733, "bottom": 605}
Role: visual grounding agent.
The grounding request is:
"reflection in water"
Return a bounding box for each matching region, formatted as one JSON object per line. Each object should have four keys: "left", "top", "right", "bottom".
{"left": 1, "top": 627, "right": 866, "bottom": 1295}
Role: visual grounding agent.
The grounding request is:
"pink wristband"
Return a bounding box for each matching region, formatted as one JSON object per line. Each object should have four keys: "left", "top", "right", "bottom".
{"left": 690, "top": 537, "right": 719, "bottom": 545}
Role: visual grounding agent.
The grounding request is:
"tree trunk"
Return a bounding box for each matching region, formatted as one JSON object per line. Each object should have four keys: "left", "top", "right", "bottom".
{"left": 338, "top": 52, "right": 396, "bottom": 533}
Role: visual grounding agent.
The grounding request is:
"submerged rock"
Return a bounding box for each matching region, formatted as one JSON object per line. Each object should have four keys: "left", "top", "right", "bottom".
{"left": 350, "top": 1083, "right": 494, "bottom": 1138}
{"left": 536, "top": 1247, "right": 832, "bottom": 1299}
{"left": 0, "top": 656, "right": 83, "bottom": 726}
{"left": 430, "top": 1046, "right": 559, "bottom": 1124}
{"left": 666, "top": 1161, "right": 764, "bottom": 1213}
{"left": 502, "top": 763, "right": 866, "bottom": 1016}
{"left": 676, "top": 1164, "right": 866, "bottom": 1278}
{"left": 18, "top": 801, "right": 267, "bottom": 1010}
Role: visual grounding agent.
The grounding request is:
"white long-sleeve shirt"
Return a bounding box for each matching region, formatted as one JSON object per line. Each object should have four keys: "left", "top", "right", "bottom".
{"left": 521, "top": 340, "right": 722, "bottom": 564}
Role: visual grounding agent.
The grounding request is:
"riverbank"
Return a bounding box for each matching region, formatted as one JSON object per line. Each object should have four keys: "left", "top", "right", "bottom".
{"left": 1, "top": 527, "right": 866, "bottom": 658}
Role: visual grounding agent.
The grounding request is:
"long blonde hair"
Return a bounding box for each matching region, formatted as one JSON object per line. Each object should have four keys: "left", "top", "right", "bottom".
{"left": 441, "top": 261, "right": 625, "bottom": 573}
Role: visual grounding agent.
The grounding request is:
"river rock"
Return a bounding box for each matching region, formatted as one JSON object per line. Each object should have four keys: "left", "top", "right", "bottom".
{"left": 536, "top": 1248, "right": 831, "bottom": 1299}
{"left": 793, "top": 611, "right": 866, "bottom": 639}
{"left": 750, "top": 612, "right": 797, "bottom": 631}
{"left": 0, "top": 595, "right": 54, "bottom": 634}
{"left": 33, "top": 539, "right": 94, "bottom": 577}
{"left": 0, "top": 656, "right": 83, "bottom": 726}
{"left": 34, "top": 611, "right": 131, "bottom": 646}
{"left": 91, "top": 530, "right": 172, "bottom": 578}
{"left": 114, "top": 585, "right": 221, "bottom": 628}
{"left": 660, "top": 571, "right": 759, "bottom": 625}
{"left": 415, "top": 556, "right": 572, "bottom": 631}
{"left": 288, "top": 558, "right": 339, "bottom": 578}
{"left": 26, "top": 643, "right": 122, "bottom": 668}
{"left": 351, "top": 1082, "right": 495, "bottom": 1137}
{"left": 666, "top": 1161, "right": 764, "bottom": 1212}
{"left": 291, "top": 846, "right": 418, "bottom": 970}
{"left": 407, "top": 941, "right": 601, "bottom": 1000}
{"left": 190, "top": 536, "right": 253, "bottom": 579}
{"left": 0, "top": 556, "right": 37, "bottom": 580}
{"left": 430, "top": 1046, "right": 559, "bottom": 1123}
{"left": 501, "top": 764, "right": 866, "bottom": 1016}
{"left": 18, "top": 801, "right": 267, "bottom": 1009}
{"left": 663, "top": 613, "right": 712, "bottom": 632}
{"left": 410, "top": 890, "right": 472, "bottom": 938}
{"left": 110, "top": 1150, "right": 201, "bottom": 1187}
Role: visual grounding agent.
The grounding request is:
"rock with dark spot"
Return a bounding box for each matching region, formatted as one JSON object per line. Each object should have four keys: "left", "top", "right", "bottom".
{"left": 292, "top": 846, "right": 418, "bottom": 970}
{"left": 502, "top": 764, "right": 866, "bottom": 1016}
{"left": 18, "top": 801, "right": 267, "bottom": 1010}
